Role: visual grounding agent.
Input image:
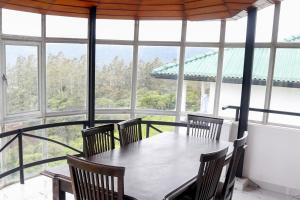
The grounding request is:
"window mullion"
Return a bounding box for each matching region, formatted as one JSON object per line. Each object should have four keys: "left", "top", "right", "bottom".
{"left": 41, "top": 14, "right": 46, "bottom": 119}
{"left": 130, "top": 20, "right": 139, "bottom": 118}
{"left": 175, "top": 20, "right": 187, "bottom": 121}
{"left": 263, "top": 2, "right": 281, "bottom": 123}
{"left": 213, "top": 20, "right": 226, "bottom": 117}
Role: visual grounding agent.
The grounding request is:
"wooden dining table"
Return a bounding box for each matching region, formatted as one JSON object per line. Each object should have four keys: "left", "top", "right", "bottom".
{"left": 42, "top": 131, "right": 233, "bottom": 200}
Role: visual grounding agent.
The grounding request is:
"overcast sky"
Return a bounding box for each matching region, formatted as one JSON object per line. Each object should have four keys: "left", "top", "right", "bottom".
{"left": 1, "top": 0, "right": 299, "bottom": 42}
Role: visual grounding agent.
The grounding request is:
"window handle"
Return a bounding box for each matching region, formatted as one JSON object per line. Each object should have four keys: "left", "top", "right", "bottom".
{"left": 2, "top": 74, "right": 7, "bottom": 83}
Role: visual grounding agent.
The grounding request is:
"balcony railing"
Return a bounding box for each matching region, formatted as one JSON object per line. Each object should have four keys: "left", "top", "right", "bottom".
{"left": 222, "top": 105, "right": 300, "bottom": 121}
{"left": 1, "top": 106, "right": 299, "bottom": 187}
{"left": 0, "top": 119, "right": 188, "bottom": 186}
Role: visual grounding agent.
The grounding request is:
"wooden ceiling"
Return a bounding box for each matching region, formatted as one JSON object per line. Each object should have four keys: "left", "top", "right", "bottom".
{"left": 0, "top": 0, "right": 279, "bottom": 20}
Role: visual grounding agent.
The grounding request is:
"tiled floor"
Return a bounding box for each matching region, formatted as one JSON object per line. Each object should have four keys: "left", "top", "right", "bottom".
{"left": 0, "top": 176, "right": 299, "bottom": 200}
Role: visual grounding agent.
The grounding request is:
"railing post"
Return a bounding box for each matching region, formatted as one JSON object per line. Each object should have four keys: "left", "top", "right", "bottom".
{"left": 18, "top": 130, "right": 24, "bottom": 184}
{"left": 146, "top": 123, "right": 150, "bottom": 138}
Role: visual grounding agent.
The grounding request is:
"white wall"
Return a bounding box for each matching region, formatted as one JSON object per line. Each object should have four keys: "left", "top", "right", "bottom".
{"left": 219, "top": 83, "right": 300, "bottom": 125}
{"left": 227, "top": 122, "right": 300, "bottom": 196}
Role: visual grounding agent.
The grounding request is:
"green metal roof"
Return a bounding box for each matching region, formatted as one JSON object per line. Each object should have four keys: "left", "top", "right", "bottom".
{"left": 152, "top": 36, "right": 300, "bottom": 88}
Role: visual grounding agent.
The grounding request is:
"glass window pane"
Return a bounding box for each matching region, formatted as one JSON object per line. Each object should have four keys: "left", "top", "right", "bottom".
{"left": 137, "top": 46, "right": 179, "bottom": 110}
{"left": 2, "top": 9, "right": 41, "bottom": 36}
{"left": 46, "top": 43, "right": 87, "bottom": 112}
{"left": 46, "top": 15, "right": 88, "bottom": 38}
{"left": 136, "top": 115, "right": 176, "bottom": 137}
{"left": 186, "top": 20, "right": 220, "bottom": 42}
{"left": 45, "top": 116, "right": 84, "bottom": 161}
{"left": 278, "top": 0, "right": 300, "bottom": 42}
{"left": 183, "top": 47, "right": 218, "bottom": 114}
{"left": 225, "top": 17, "right": 247, "bottom": 43}
{"left": 96, "top": 19, "right": 134, "bottom": 40}
{"left": 219, "top": 48, "right": 269, "bottom": 121}
{"left": 5, "top": 45, "right": 39, "bottom": 114}
{"left": 269, "top": 48, "right": 300, "bottom": 125}
{"left": 256, "top": 5, "right": 274, "bottom": 42}
{"left": 139, "top": 20, "right": 182, "bottom": 41}
{"left": 95, "top": 114, "right": 130, "bottom": 120}
{"left": 2, "top": 119, "right": 42, "bottom": 186}
{"left": 95, "top": 45, "right": 133, "bottom": 108}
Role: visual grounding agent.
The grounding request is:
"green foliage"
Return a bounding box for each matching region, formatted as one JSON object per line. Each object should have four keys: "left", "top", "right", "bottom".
{"left": 95, "top": 56, "right": 132, "bottom": 108}
{"left": 138, "top": 90, "right": 176, "bottom": 110}
{"left": 6, "top": 55, "right": 38, "bottom": 114}
{"left": 47, "top": 52, "right": 87, "bottom": 111}
{"left": 1, "top": 51, "right": 203, "bottom": 187}
{"left": 186, "top": 81, "right": 202, "bottom": 112}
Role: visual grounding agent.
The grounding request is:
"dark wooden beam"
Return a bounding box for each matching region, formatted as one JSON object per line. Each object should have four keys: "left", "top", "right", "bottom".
{"left": 88, "top": 6, "right": 96, "bottom": 128}
{"left": 237, "top": 6, "right": 257, "bottom": 177}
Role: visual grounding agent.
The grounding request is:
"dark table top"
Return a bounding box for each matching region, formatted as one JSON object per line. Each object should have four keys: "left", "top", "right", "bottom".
{"left": 43, "top": 132, "right": 233, "bottom": 200}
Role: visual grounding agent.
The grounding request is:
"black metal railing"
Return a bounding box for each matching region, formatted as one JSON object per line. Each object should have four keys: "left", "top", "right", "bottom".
{"left": 222, "top": 105, "right": 300, "bottom": 121}
{"left": 0, "top": 119, "right": 188, "bottom": 186}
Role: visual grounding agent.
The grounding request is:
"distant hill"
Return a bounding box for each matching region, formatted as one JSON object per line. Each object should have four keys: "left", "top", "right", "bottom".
{"left": 6, "top": 43, "right": 213, "bottom": 67}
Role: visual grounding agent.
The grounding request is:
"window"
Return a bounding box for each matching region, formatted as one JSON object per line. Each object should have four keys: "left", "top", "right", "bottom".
{"left": 5, "top": 45, "right": 39, "bottom": 115}
{"left": 2, "top": 119, "right": 42, "bottom": 186}
{"left": 219, "top": 48, "right": 269, "bottom": 120}
{"left": 2, "top": 9, "right": 41, "bottom": 36}
{"left": 45, "top": 116, "right": 85, "bottom": 158}
{"left": 95, "top": 114, "right": 130, "bottom": 120}
{"left": 225, "top": 18, "right": 247, "bottom": 43}
{"left": 183, "top": 48, "right": 218, "bottom": 114}
{"left": 136, "top": 115, "right": 176, "bottom": 137}
{"left": 137, "top": 46, "right": 179, "bottom": 110}
{"left": 46, "top": 43, "right": 87, "bottom": 112}
{"left": 269, "top": 48, "right": 300, "bottom": 125}
{"left": 46, "top": 15, "right": 88, "bottom": 38}
{"left": 255, "top": 5, "right": 274, "bottom": 42}
{"left": 186, "top": 20, "right": 220, "bottom": 42}
{"left": 96, "top": 19, "right": 134, "bottom": 40}
{"left": 95, "top": 45, "right": 133, "bottom": 109}
{"left": 139, "top": 20, "right": 182, "bottom": 41}
{"left": 278, "top": 0, "right": 300, "bottom": 42}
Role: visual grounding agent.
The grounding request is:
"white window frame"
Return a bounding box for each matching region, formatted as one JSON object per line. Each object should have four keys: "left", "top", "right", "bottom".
{"left": 1, "top": 2, "right": 300, "bottom": 129}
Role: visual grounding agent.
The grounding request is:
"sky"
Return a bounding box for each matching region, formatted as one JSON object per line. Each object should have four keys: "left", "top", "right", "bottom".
{"left": 2, "top": 0, "right": 300, "bottom": 42}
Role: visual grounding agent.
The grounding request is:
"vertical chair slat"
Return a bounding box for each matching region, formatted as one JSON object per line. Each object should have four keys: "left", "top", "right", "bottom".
{"left": 82, "top": 124, "right": 115, "bottom": 157}
{"left": 174, "top": 147, "right": 228, "bottom": 200}
{"left": 216, "top": 132, "right": 248, "bottom": 200}
{"left": 67, "top": 155, "right": 133, "bottom": 200}
{"left": 117, "top": 118, "right": 142, "bottom": 147}
{"left": 187, "top": 114, "right": 223, "bottom": 140}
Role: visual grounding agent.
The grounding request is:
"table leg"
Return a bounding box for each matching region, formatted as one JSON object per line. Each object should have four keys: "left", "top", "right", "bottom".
{"left": 53, "top": 178, "right": 66, "bottom": 200}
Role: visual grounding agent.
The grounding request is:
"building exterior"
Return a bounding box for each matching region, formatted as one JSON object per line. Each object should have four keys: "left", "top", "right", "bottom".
{"left": 152, "top": 36, "right": 300, "bottom": 124}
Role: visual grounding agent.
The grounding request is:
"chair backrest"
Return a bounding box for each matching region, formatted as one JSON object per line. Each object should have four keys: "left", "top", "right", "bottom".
{"left": 220, "top": 132, "right": 248, "bottom": 200}
{"left": 195, "top": 147, "right": 228, "bottom": 200}
{"left": 187, "top": 114, "right": 223, "bottom": 140}
{"left": 117, "top": 118, "right": 142, "bottom": 147}
{"left": 67, "top": 155, "right": 125, "bottom": 200}
{"left": 82, "top": 124, "right": 115, "bottom": 157}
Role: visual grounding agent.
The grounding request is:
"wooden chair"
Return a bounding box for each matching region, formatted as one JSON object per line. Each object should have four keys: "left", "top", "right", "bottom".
{"left": 82, "top": 124, "right": 115, "bottom": 157}
{"left": 67, "top": 155, "right": 136, "bottom": 200}
{"left": 173, "top": 147, "right": 228, "bottom": 200}
{"left": 215, "top": 132, "right": 248, "bottom": 200}
{"left": 187, "top": 114, "right": 223, "bottom": 140}
{"left": 117, "top": 118, "right": 142, "bottom": 147}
